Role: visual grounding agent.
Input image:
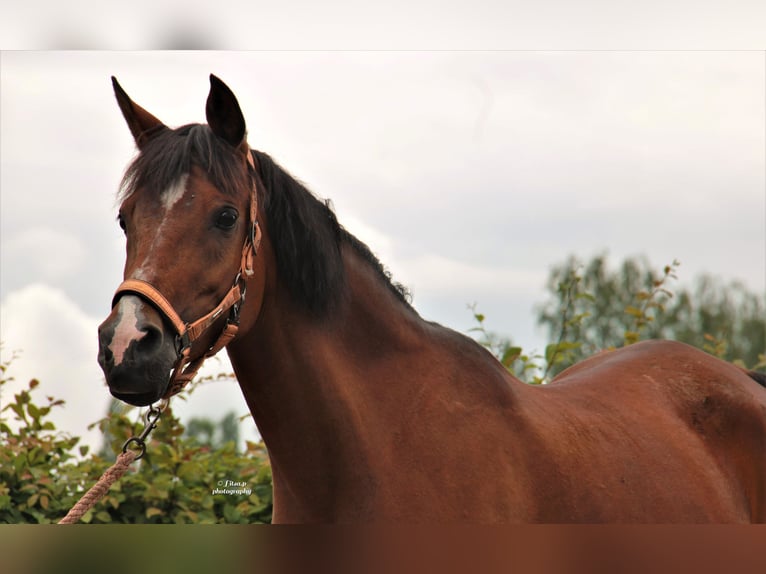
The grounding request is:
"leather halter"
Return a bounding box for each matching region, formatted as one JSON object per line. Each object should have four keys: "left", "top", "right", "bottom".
{"left": 111, "top": 151, "right": 262, "bottom": 399}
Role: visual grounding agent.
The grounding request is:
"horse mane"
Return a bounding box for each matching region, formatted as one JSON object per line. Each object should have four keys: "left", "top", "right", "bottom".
{"left": 252, "top": 149, "right": 413, "bottom": 314}
{"left": 747, "top": 369, "right": 766, "bottom": 388}
{"left": 117, "top": 123, "right": 412, "bottom": 315}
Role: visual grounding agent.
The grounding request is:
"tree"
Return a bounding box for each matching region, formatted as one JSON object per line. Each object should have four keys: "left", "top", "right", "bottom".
{"left": 535, "top": 253, "right": 765, "bottom": 376}
{"left": 471, "top": 253, "right": 765, "bottom": 382}
{"left": 185, "top": 411, "right": 241, "bottom": 449}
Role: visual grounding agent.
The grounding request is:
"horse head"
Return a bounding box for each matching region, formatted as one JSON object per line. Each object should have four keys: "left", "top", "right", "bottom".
{"left": 98, "top": 75, "right": 265, "bottom": 406}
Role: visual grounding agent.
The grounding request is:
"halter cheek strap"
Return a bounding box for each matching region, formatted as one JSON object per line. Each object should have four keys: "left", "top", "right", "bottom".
{"left": 111, "top": 151, "right": 262, "bottom": 399}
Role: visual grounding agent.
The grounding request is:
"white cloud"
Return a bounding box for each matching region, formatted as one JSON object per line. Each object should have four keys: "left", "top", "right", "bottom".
{"left": 1, "top": 284, "right": 106, "bottom": 453}
{"left": 2, "top": 228, "right": 87, "bottom": 281}
{"left": 401, "top": 254, "right": 545, "bottom": 299}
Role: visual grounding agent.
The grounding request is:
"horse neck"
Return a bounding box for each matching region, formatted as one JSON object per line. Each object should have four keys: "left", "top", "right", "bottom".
{"left": 227, "top": 241, "right": 521, "bottom": 520}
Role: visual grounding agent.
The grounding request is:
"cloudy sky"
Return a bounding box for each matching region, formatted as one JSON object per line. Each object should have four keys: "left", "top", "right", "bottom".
{"left": 1, "top": 50, "right": 764, "bottom": 451}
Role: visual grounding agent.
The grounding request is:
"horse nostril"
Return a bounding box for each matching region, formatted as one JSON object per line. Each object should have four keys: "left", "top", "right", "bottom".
{"left": 97, "top": 322, "right": 115, "bottom": 368}
{"left": 135, "top": 324, "right": 163, "bottom": 358}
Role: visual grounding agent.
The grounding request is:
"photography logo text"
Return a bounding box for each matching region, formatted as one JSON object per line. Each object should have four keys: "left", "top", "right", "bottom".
{"left": 213, "top": 479, "right": 252, "bottom": 496}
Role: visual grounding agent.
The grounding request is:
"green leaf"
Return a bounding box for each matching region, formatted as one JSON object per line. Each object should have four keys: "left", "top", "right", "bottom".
{"left": 557, "top": 341, "right": 581, "bottom": 351}
{"left": 223, "top": 504, "right": 241, "bottom": 523}
{"left": 27, "top": 403, "right": 40, "bottom": 419}
{"left": 568, "top": 312, "right": 591, "bottom": 324}
{"left": 625, "top": 306, "right": 643, "bottom": 318}
{"left": 13, "top": 454, "right": 27, "bottom": 475}
{"left": 544, "top": 344, "right": 554, "bottom": 363}
{"left": 256, "top": 465, "right": 273, "bottom": 485}
{"left": 624, "top": 331, "right": 640, "bottom": 344}
{"left": 146, "top": 507, "right": 164, "bottom": 519}
{"left": 501, "top": 346, "right": 522, "bottom": 367}
{"left": 28, "top": 447, "right": 42, "bottom": 465}
{"left": 9, "top": 403, "right": 25, "bottom": 420}
{"left": 575, "top": 292, "right": 595, "bottom": 301}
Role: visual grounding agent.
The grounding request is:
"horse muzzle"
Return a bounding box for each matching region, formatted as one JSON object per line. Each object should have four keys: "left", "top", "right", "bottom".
{"left": 97, "top": 295, "right": 177, "bottom": 406}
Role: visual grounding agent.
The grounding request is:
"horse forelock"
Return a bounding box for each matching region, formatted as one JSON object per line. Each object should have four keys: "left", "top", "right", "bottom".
{"left": 118, "top": 123, "right": 250, "bottom": 204}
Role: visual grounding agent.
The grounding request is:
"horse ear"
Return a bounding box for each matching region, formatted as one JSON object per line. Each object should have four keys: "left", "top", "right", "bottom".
{"left": 111, "top": 76, "right": 167, "bottom": 149}
{"left": 206, "top": 74, "right": 248, "bottom": 153}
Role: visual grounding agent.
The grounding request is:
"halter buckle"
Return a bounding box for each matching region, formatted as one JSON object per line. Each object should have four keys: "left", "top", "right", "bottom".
{"left": 176, "top": 332, "right": 191, "bottom": 357}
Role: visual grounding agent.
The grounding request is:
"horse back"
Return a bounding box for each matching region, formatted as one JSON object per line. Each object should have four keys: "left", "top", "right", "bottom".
{"left": 527, "top": 340, "right": 766, "bottom": 522}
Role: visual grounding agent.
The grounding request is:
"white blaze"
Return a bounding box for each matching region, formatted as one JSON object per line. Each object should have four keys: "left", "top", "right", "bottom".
{"left": 132, "top": 174, "right": 189, "bottom": 282}
{"left": 161, "top": 173, "right": 189, "bottom": 212}
{"left": 110, "top": 296, "right": 146, "bottom": 365}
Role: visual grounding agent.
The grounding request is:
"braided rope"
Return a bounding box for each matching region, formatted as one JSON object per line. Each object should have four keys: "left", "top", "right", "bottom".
{"left": 58, "top": 449, "right": 138, "bottom": 524}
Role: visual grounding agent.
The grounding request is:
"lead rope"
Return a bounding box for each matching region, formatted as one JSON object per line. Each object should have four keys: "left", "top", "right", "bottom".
{"left": 58, "top": 401, "right": 166, "bottom": 524}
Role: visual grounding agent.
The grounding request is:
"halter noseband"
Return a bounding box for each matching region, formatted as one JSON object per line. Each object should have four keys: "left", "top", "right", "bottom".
{"left": 111, "top": 151, "right": 262, "bottom": 399}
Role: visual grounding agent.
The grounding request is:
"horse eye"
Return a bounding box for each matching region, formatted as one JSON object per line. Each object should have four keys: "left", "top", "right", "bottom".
{"left": 215, "top": 208, "right": 238, "bottom": 230}
{"left": 117, "top": 215, "right": 127, "bottom": 234}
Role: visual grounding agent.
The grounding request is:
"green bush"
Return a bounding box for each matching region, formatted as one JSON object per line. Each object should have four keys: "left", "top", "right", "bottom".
{"left": 0, "top": 353, "right": 272, "bottom": 524}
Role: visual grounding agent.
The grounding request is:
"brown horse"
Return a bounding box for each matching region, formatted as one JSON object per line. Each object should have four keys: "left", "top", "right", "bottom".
{"left": 97, "top": 75, "right": 766, "bottom": 523}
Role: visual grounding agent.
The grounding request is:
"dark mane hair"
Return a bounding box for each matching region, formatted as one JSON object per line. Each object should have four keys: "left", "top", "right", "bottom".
{"left": 253, "top": 149, "right": 412, "bottom": 314}
{"left": 118, "top": 123, "right": 412, "bottom": 314}
{"left": 119, "top": 124, "right": 249, "bottom": 202}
